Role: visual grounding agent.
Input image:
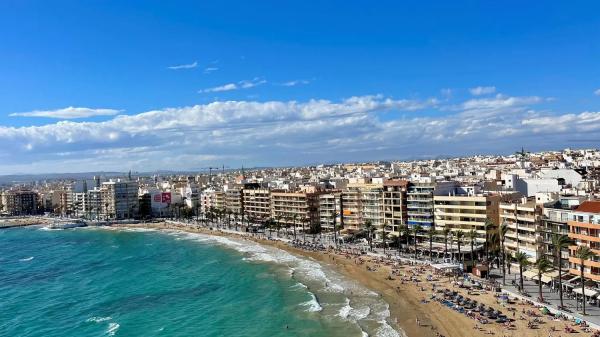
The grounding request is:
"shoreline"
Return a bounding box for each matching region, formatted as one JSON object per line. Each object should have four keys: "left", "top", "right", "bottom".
{"left": 17, "top": 220, "right": 598, "bottom": 337}
{"left": 111, "top": 222, "right": 600, "bottom": 337}
{"left": 112, "top": 222, "right": 417, "bottom": 337}
{"left": 106, "top": 222, "right": 486, "bottom": 337}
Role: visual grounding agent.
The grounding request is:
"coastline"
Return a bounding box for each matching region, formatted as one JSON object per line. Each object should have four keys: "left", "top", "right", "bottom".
{"left": 106, "top": 222, "right": 469, "bottom": 337}
{"left": 107, "top": 221, "right": 600, "bottom": 337}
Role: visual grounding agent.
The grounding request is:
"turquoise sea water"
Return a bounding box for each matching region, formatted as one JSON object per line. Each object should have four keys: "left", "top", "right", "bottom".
{"left": 0, "top": 226, "right": 401, "bottom": 337}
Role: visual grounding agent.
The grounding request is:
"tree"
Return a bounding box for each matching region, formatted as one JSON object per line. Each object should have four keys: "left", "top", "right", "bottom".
{"left": 292, "top": 214, "right": 298, "bottom": 240}
{"left": 413, "top": 225, "right": 423, "bottom": 259}
{"left": 427, "top": 227, "right": 437, "bottom": 261}
{"left": 382, "top": 222, "right": 388, "bottom": 255}
{"left": 552, "top": 234, "right": 573, "bottom": 308}
{"left": 398, "top": 224, "right": 408, "bottom": 253}
{"left": 395, "top": 234, "right": 402, "bottom": 256}
{"left": 499, "top": 222, "right": 509, "bottom": 285}
{"left": 575, "top": 245, "right": 597, "bottom": 315}
{"left": 266, "top": 218, "right": 274, "bottom": 237}
{"left": 302, "top": 218, "right": 307, "bottom": 243}
{"left": 535, "top": 256, "right": 552, "bottom": 302}
{"left": 364, "top": 220, "right": 374, "bottom": 251}
{"left": 484, "top": 218, "right": 494, "bottom": 261}
{"left": 514, "top": 252, "right": 530, "bottom": 293}
{"left": 442, "top": 227, "right": 451, "bottom": 260}
{"left": 468, "top": 229, "right": 478, "bottom": 270}
{"left": 455, "top": 230, "right": 465, "bottom": 265}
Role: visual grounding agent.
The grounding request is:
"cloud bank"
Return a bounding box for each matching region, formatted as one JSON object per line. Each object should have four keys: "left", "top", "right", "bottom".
{"left": 0, "top": 93, "right": 597, "bottom": 174}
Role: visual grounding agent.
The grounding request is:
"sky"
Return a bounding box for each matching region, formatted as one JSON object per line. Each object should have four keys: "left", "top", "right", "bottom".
{"left": 1, "top": 1, "right": 600, "bottom": 174}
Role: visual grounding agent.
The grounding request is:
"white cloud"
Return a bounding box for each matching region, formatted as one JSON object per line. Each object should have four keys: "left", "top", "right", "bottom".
{"left": 167, "top": 61, "right": 198, "bottom": 70}
{"left": 204, "top": 67, "right": 219, "bottom": 74}
{"left": 281, "top": 79, "right": 310, "bottom": 87}
{"left": 594, "top": 88, "right": 600, "bottom": 96}
{"left": 1, "top": 93, "right": 597, "bottom": 174}
{"left": 10, "top": 107, "right": 121, "bottom": 119}
{"left": 469, "top": 86, "right": 496, "bottom": 96}
{"left": 201, "top": 83, "right": 238, "bottom": 93}
{"left": 200, "top": 78, "right": 266, "bottom": 93}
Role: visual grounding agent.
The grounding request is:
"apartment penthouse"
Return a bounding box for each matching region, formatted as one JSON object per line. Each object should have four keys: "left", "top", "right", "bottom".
{"left": 499, "top": 198, "right": 543, "bottom": 262}
{"left": 433, "top": 186, "right": 500, "bottom": 240}
{"left": 568, "top": 201, "right": 600, "bottom": 282}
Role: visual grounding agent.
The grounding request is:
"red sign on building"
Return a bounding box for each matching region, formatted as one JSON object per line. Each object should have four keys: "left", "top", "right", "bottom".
{"left": 161, "top": 192, "right": 172, "bottom": 204}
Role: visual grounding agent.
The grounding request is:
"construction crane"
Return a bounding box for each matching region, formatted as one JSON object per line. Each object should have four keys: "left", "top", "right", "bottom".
{"left": 199, "top": 165, "right": 230, "bottom": 179}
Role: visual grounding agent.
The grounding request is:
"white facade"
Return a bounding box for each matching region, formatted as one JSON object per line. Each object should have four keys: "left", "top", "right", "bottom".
{"left": 515, "top": 178, "right": 561, "bottom": 197}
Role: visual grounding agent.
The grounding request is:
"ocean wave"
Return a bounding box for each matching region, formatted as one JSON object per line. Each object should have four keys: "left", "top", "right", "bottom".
{"left": 86, "top": 316, "right": 112, "bottom": 323}
{"left": 338, "top": 298, "right": 352, "bottom": 318}
{"left": 119, "top": 227, "right": 403, "bottom": 336}
{"left": 375, "top": 321, "right": 401, "bottom": 337}
{"left": 19, "top": 256, "right": 34, "bottom": 262}
{"left": 350, "top": 305, "right": 371, "bottom": 320}
{"left": 301, "top": 292, "right": 322, "bottom": 312}
{"left": 106, "top": 322, "right": 120, "bottom": 336}
{"left": 39, "top": 226, "right": 61, "bottom": 231}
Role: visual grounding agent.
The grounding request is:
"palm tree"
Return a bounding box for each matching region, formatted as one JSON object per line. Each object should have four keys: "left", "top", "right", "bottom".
{"left": 382, "top": 222, "right": 388, "bottom": 255}
{"left": 552, "top": 234, "right": 573, "bottom": 308}
{"left": 575, "top": 245, "right": 597, "bottom": 315}
{"left": 364, "top": 220, "right": 374, "bottom": 251}
{"left": 395, "top": 234, "right": 402, "bottom": 256}
{"left": 484, "top": 218, "right": 494, "bottom": 261}
{"left": 500, "top": 221, "right": 509, "bottom": 285}
{"left": 535, "top": 256, "right": 552, "bottom": 302}
{"left": 413, "top": 225, "right": 423, "bottom": 259}
{"left": 442, "top": 227, "right": 451, "bottom": 259}
{"left": 292, "top": 214, "right": 298, "bottom": 240}
{"left": 398, "top": 224, "right": 408, "bottom": 253}
{"left": 468, "top": 229, "right": 477, "bottom": 270}
{"left": 455, "top": 230, "right": 465, "bottom": 265}
{"left": 427, "top": 227, "right": 437, "bottom": 261}
{"left": 514, "top": 252, "right": 530, "bottom": 293}
{"left": 302, "top": 218, "right": 307, "bottom": 243}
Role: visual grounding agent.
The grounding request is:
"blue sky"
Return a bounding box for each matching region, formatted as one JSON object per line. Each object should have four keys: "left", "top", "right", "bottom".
{"left": 1, "top": 1, "right": 599, "bottom": 173}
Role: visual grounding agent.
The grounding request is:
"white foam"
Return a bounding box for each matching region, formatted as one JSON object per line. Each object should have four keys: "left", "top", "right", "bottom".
{"left": 362, "top": 331, "right": 369, "bottom": 337}
{"left": 19, "top": 256, "right": 34, "bottom": 262}
{"left": 375, "top": 321, "right": 401, "bottom": 337}
{"left": 106, "top": 322, "right": 120, "bottom": 336}
{"left": 86, "top": 316, "right": 112, "bottom": 323}
{"left": 338, "top": 298, "right": 352, "bottom": 318}
{"left": 39, "top": 226, "right": 60, "bottom": 231}
{"left": 113, "top": 227, "right": 404, "bottom": 336}
{"left": 350, "top": 305, "right": 371, "bottom": 320}
{"left": 301, "top": 292, "right": 323, "bottom": 312}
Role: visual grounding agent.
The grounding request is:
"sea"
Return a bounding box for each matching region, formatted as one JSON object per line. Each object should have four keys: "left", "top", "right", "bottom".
{"left": 0, "top": 226, "right": 402, "bottom": 337}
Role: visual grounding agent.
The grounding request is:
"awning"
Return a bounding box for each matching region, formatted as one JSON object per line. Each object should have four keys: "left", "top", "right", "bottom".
{"left": 573, "top": 287, "right": 599, "bottom": 298}
{"left": 523, "top": 269, "right": 539, "bottom": 279}
{"left": 540, "top": 270, "right": 559, "bottom": 283}
{"left": 566, "top": 275, "right": 581, "bottom": 284}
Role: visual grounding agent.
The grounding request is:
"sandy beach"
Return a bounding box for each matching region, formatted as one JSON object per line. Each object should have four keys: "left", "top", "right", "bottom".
{"left": 112, "top": 221, "right": 598, "bottom": 337}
